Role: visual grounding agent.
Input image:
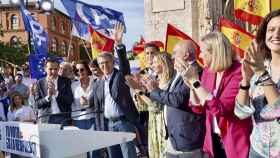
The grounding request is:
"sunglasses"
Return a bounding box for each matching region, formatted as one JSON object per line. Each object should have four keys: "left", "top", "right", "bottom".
{"left": 77, "top": 68, "right": 85, "bottom": 72}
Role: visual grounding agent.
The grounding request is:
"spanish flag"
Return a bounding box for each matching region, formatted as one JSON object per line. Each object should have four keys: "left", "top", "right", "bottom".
{"left": 165, "top": 24, "right": 203, "bottom": 65}
{"left": 220, "top": 17, "right": 255, "bottom": 58}
{"left": 89, "top": 26, "right": 114, "bottom": 59}
{"left": 132, "top": 36, "right": 145, "bottom": 54}
{"left": 234, "top": 0, "right": 280, "bottom": 25}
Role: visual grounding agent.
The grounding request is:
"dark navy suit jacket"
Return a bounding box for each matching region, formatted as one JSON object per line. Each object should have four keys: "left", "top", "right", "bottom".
{"left": 35, "top": 76, "right": 73, "bottom": 120}
{"left": 149, "top": 74, "right": 205, "bottom": 151}
{"left": 89, "top": 44, "right": 139, "bottom": 130}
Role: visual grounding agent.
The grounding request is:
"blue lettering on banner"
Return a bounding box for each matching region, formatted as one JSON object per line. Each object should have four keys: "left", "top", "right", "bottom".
{"left": 5, "top": 126, "right": 37, "bottom": 156}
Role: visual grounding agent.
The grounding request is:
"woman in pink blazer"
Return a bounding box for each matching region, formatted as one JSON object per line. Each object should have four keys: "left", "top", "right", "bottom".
{"left": 178, "top": 31, "right": 252, "bottom": 158}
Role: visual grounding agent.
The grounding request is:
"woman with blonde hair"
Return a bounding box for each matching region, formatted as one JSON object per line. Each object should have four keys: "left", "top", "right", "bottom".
{"left": 142, "top": 52, "right": 173, "bottom": 158}
{"left": 178, "top": 31, "right": 252, "bottom": 158}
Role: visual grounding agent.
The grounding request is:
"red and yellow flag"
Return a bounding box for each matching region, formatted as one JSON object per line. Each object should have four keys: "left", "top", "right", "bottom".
{"left": 234, "top": 0, "right": 280, "bottom": 25}
{"left": 89, "top": 27, "right": 114, "bottom": 59}
{"left": 165, "top": 23, "right": 203, "bottom": 65}
{"left": 132, "top": 36, "right": 145, "bottom": 55}
{"left": 220, "top": 17, "right": 255, "bottom": 58}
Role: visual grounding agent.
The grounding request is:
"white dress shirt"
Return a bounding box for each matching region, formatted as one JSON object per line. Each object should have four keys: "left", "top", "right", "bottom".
{"left": 71, "top": 77, "right": 95, "bottom": 120}
{"left": 104, "top": 71, "right": 124, "bottom": 119}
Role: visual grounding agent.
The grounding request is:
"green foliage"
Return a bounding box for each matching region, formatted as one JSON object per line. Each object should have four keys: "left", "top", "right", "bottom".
{"left": 127, "top": 50, "right": 135, "bottom": 60}
{"left": 0, "top": 42, "right": 29, "bottom": 66}
{"left": 79, "top": 44, "right": 91, "bottom": 61}
{"left": 0, "top": 24, "right": 4, "bottom": 37}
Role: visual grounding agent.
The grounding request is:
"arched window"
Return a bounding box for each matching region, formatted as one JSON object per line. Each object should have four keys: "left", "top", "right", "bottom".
{"left": 61, "top": 22, "right": 65, "bottom": 34}
{"left": 60, "top": 41, "right": 66, "bottom": 55}
{"left": 11, "top": 14, "right": 19, "bottom": 30}
{"left": 51, "top": 16, "right": 56, "bottom": 31}
{"left": 10, "top": 36, "right": 19, "bottom": 47}
{"left": 70, "top": 44, "right": 74, "bottom": 54}
{"left": 51, "top": 38, "right": 57, "bottom": 52}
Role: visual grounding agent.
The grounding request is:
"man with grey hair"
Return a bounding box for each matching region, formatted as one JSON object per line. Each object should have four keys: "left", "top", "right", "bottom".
{"left": 89, "top": 23, "right": 139, "bottom": 158}
{"left": 173, "top": 40, "right": 202, "bottom": 76}
{"left": 58, "top": 62, "right": 75, "bottom": 81}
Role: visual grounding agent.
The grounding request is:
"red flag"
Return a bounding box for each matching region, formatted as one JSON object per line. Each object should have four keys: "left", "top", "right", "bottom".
{"left": 220, "top": 17, "right": 255, "bottom": 58}
{"left": 132, "top": 36, "right": 145, "bottom": 55}
{"left": 165, "top": 24, "right": 203, "bottom": 66}
{"left": 89, "top": 26, "right": 114, "bottom": 59}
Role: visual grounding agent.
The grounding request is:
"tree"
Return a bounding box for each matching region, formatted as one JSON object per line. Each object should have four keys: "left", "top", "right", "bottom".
{"left": 0, "top": 24, "right": 3, "bottom": 37}
{"left": 0, "top": 42, "right": 29, "bottom": 66}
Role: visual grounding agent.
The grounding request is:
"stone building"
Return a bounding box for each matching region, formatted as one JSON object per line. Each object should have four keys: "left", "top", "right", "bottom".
{"left": 144, "top": 0, "right": 241, "bottom": 47}
{"left": 0, "top": 2, "right": 81, "bottom": 61}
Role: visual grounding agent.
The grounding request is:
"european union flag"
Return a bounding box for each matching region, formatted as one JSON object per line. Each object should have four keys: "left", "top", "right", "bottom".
{"left": 71, "top": 20, "right": 90, "bottom": 40}
{"left": 20, "top": 3, "right": 48, "bottom": 55}
{"left": 28, "top": 54, "right": 47, "bottom": 79}
{"left": 61, "top": 0, "right": 126, "bottom": 34}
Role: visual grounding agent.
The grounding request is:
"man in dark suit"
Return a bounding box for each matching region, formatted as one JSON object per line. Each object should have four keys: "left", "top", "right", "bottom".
{"left": 35, "top": 59, "right": 73, "bottom": 124}
{"left": 143, "top": 41, "right": 206, "bottom": 158}
{"left": 89, "top": 23, "right": 139, "bottom": 158}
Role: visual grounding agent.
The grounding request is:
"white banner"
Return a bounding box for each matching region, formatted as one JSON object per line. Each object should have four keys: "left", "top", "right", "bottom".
{"left": 0, "top": 121, "right": 40, "bottom": 158}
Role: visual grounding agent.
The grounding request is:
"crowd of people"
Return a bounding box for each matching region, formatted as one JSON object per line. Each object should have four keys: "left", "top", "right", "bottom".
{"left": 0, "top": 10, "right": 280, "bottom": 158}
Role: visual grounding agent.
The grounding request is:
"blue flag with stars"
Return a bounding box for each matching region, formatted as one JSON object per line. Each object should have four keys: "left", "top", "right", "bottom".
{"left": 28, "top": 54, "right": 47, "bottom": 79}
{"left": 20, "top": 3, "right": 48, "bottom": 55}
{"left": 61, "top": 0, "right": 126, "bottom": 36}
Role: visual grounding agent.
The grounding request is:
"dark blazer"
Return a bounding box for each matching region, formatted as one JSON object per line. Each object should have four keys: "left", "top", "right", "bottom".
{"left": 149, "top": 74, "right": 205, "bottom": 151}
{"left": 90, "top": 44, "right": 139, "bottom": 129}
{"left": 35, "top": 76, "right": 73, "bottom": 119}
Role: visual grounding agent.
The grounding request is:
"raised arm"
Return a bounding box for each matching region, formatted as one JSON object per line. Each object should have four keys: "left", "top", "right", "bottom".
{"left": 113, "top": 22, "right": 130, "bottom": 75}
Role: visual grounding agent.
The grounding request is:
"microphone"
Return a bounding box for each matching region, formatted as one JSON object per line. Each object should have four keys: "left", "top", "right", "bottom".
{"left": 60, "top": 110, "right": 103, "bottom": 130}
{"left": 35, "top": 106, "right": 93, "bottom": 123}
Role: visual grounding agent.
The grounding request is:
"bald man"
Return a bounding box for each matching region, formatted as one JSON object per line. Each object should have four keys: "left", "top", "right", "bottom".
{"left": 173, "top": 40, "right": 202, "bottom": 76}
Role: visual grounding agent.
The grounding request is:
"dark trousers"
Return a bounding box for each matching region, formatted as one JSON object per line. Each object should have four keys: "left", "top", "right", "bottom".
{"left": 212, "top": 133, "right": 226, "bottom": 158}
{"left": 48, "top": 115, "right": 68, "bottom": 125}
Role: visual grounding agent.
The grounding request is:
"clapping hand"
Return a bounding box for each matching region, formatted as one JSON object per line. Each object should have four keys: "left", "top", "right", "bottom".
{"left": 113, "top": 22, "right": 125, "bottom": 45}
{"left": 125, "top": 75, "right": 143, "bottom": 90}
{"left": 241, "top": 53, "right": 254, "bottom": 84}
{"left": 244, "top": 40, "right": 266, "bottom": 76}
{"left": 141, "top": 76, "right": 159, "bottom": 92}
{"left": 47, "top": 79, "right": 56, "bottom": 97}
{"left": 80, "top": 96, "right": 89, "bottom": 107}
{"left": 176, "top": 58, "right": 199, "bottom": 87}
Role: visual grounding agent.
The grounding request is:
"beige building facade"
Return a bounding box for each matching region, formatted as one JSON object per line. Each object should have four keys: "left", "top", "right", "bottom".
{"left": 144, "top": 0, "right": 231, "bottom": 48}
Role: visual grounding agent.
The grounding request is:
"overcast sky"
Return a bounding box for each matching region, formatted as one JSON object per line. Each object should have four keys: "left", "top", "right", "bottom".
{"left": 1, "top": 0, "right": 144, "bottom": 50}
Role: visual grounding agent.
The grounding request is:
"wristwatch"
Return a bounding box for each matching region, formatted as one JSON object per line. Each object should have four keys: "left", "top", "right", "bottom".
{"left": 239, "top": 84, "right": 250, "bottom": 90}
{"left": 192, "top": 80, "right": 201, "bottom": 89}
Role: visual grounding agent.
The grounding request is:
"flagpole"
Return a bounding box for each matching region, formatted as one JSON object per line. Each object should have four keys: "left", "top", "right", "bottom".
{"left": 27, "top": 32, "right": 32, "bottom": 54}
{"left": 80, "top": 39, "right": 92, "bottom": 60}
{"left": 67, "top": 32, "right": 73, "bottom": 61}
{"left": 90, "top": 31, "right": 94, "bottom": 59}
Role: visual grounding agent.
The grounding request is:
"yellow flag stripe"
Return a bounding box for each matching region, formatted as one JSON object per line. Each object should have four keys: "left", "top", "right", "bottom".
{"left": 234, "top": 0, "right": 270, "bottom": 17}
{"left": 166, "top": 35, "right": 185, "bottom": 54}
{"left": 221, "top": 26, "right": 253, "bottom": 50}
{"left": 271, "top": 0, "right": 280, "bottom": 11}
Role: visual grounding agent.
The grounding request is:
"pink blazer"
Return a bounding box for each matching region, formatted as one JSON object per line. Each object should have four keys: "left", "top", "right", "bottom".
{"left": 200, "top": 61, "right": 252, "bottom": 158}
